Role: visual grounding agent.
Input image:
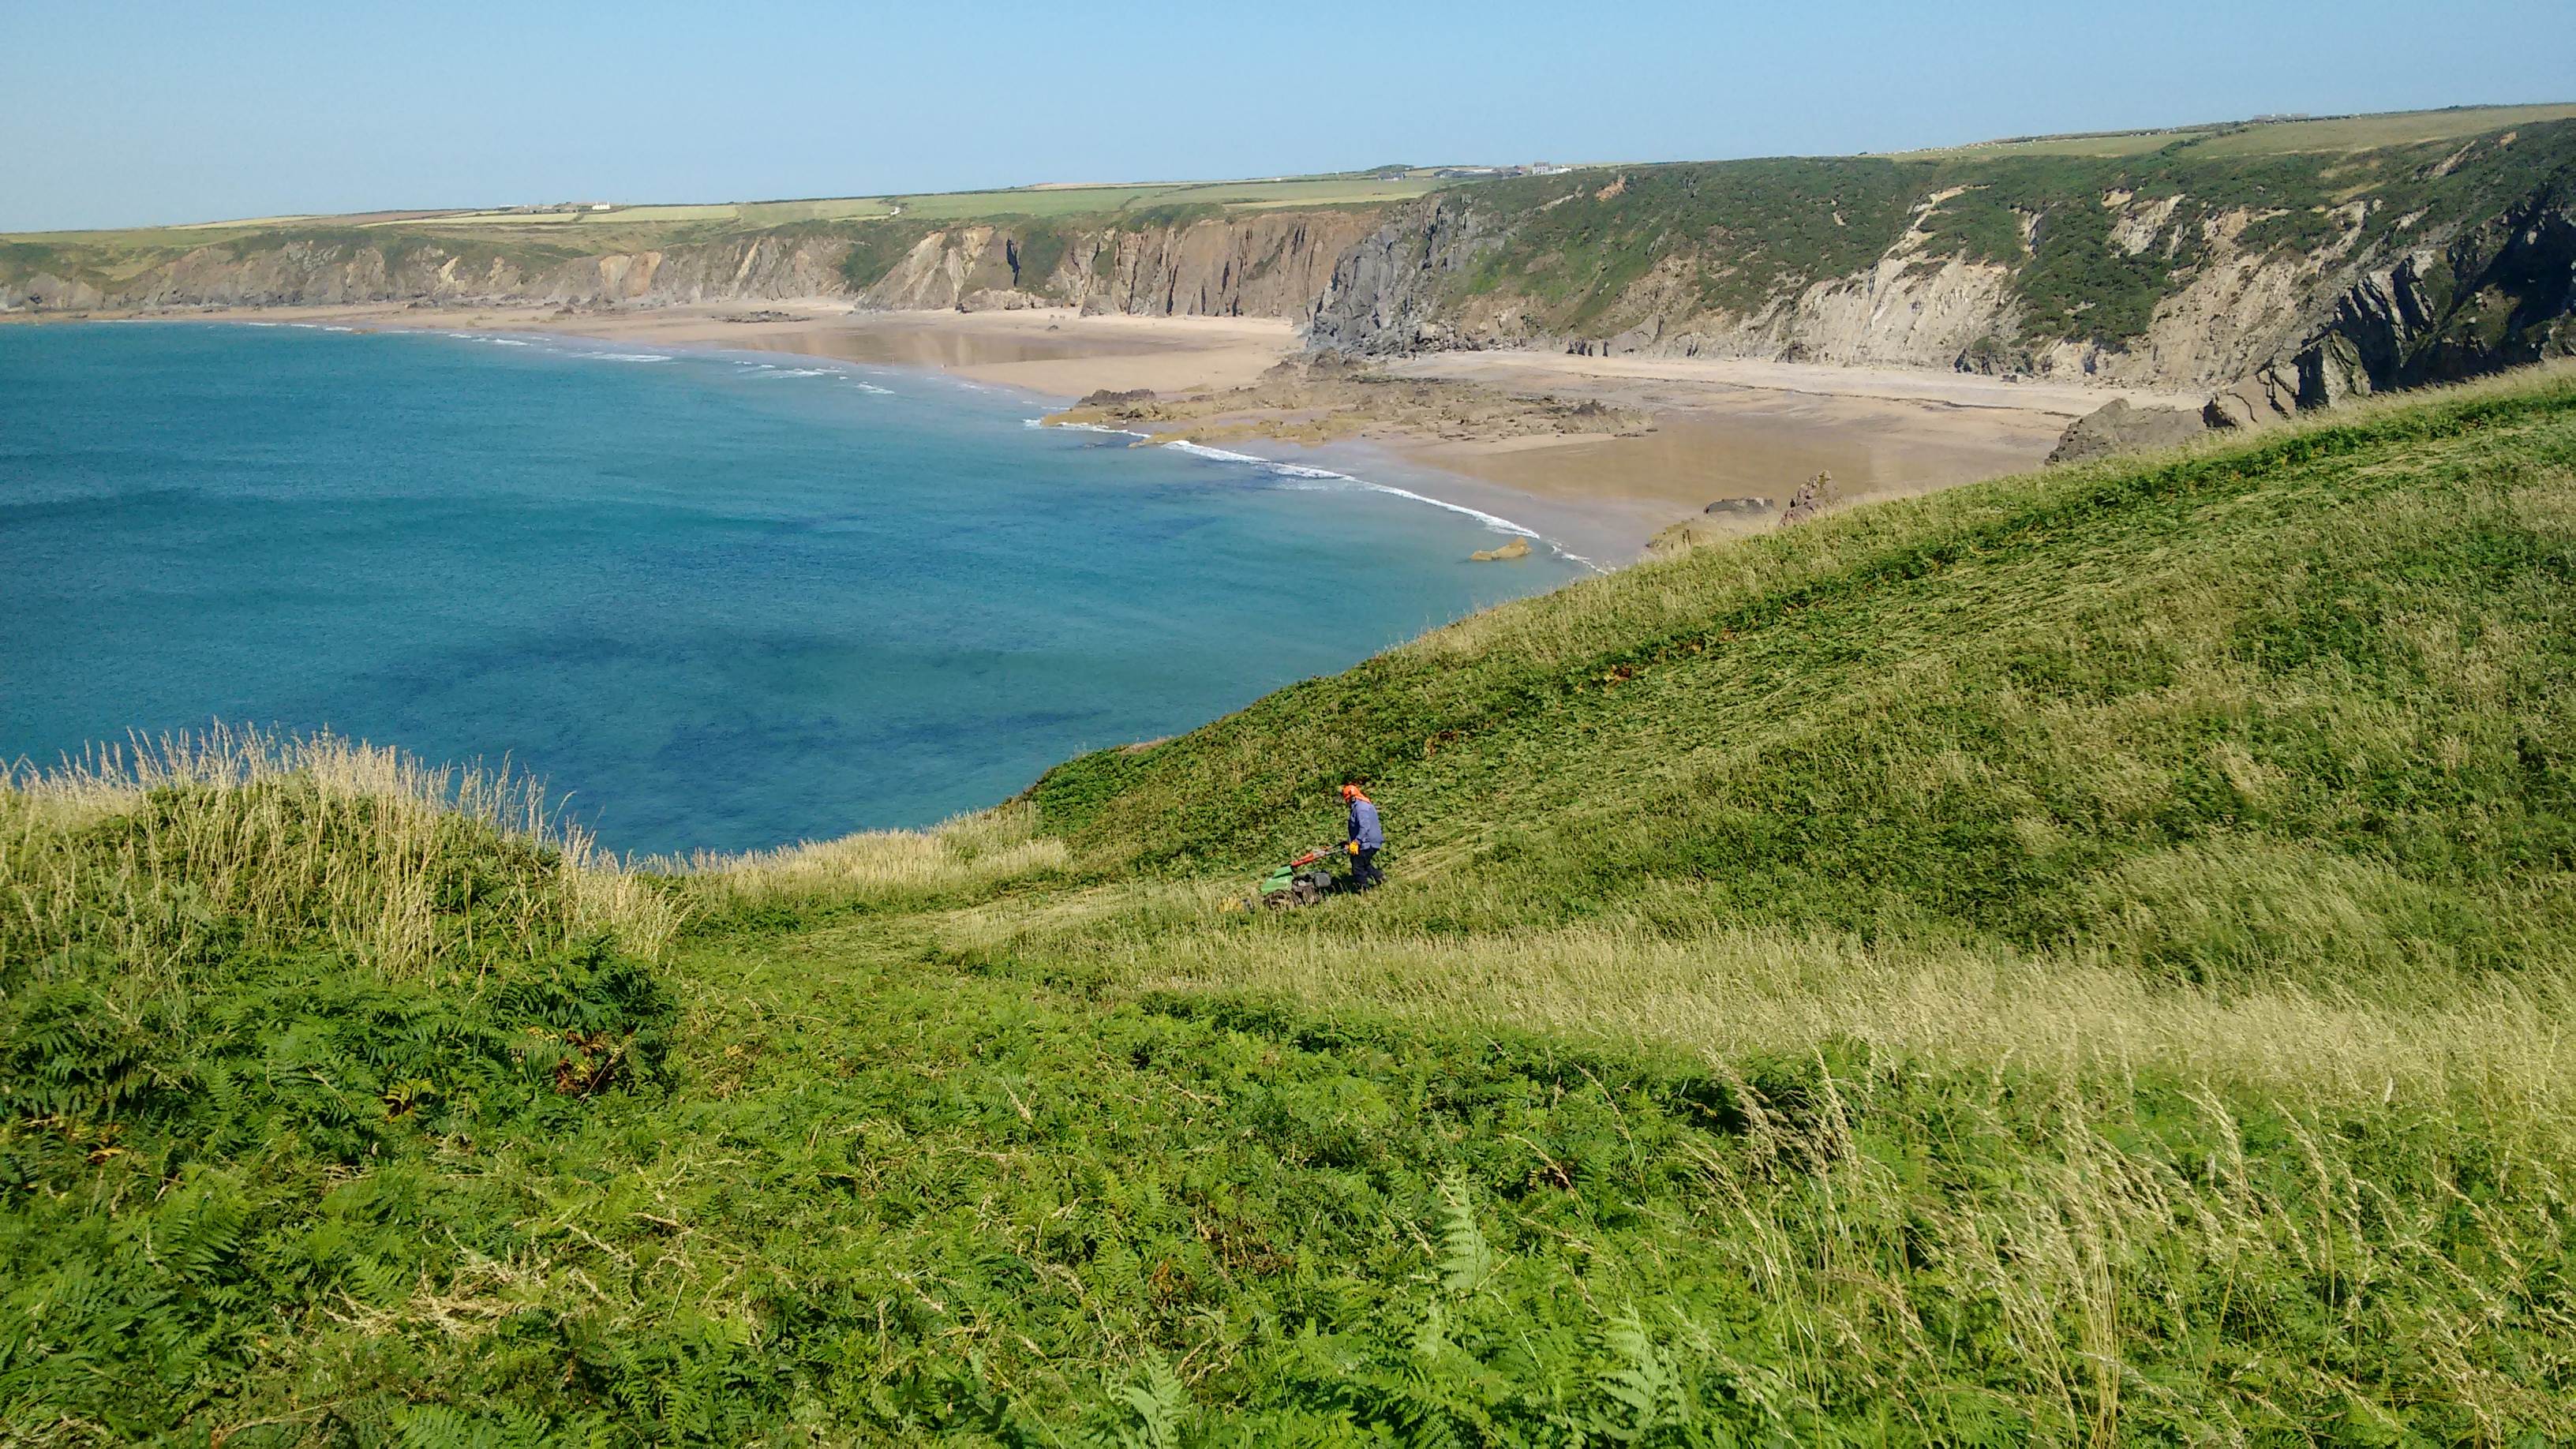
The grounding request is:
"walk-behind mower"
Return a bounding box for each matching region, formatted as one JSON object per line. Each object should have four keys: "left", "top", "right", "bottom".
{"left": 1228, "top": 845, "right": 1345, "bottom": 911}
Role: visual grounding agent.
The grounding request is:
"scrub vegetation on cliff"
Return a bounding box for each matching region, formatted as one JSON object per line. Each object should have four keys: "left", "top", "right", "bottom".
{"left": 7, "top": 363, "right": 2576, "bottom": 1444}
{"left": 1308, "top": 107, "right": 2576, "bottom": 406}
{"left": 1445, "top": 117, "right": 2576, "bottom": 349}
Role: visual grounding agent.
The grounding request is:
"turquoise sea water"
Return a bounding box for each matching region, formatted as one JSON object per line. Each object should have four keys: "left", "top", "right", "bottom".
{"left": 0, "top": 323, "right": 1583, "bottom": 856}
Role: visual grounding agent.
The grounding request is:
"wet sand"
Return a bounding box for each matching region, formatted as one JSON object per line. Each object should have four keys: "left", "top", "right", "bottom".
{"left": 1364, "top": 350, "right": 2185, "bottom": 548}
{"left": 137, "top": 298, "right": 1303, "bottom": 398}
{"left": 1380, "top": 349, "right": 2203, "bottom": 415}
{"left": 742, "top": 309, "right": 1297, "bottom": 396}
{"left": 1393, "top": 392, "right": 2068, "bottom": 521}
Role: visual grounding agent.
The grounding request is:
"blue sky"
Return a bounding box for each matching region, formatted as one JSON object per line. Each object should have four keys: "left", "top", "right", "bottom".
{"left": 7, "top": 0, "right": 2571, "bottom": 231}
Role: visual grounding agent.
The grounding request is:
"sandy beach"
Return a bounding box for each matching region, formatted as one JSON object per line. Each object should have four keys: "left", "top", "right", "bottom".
{"left": 125, "top": 298, "right": 2149, "bottom": 560}
{"left": 159, "top": 298, "right": 1303, "bottom": 397}
{"left": 1362, "top": 351, "right": 2198, "bottom": 538}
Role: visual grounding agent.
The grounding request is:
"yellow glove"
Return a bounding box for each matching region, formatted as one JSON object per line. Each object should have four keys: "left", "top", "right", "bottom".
{"left": 1346, "top": 841, "right": 1360, "bottom": 855}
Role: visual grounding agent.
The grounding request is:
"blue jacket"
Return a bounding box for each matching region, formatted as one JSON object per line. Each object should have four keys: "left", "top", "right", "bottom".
{"left": 1347, "top": 797, "right": 1384, "bottom": 850}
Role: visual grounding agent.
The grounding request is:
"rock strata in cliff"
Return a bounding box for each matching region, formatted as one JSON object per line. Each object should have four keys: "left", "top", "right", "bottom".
{"left": 0, "top": 231, "right": 861, "bottom": 313}
{"left": 0, "top": 209, "right": 1385, "bottom": 325}
{"left": 853, "top": 211, "right": 1383, "bottom": 319}
{"left": 1305, "top": 116, "right": 2576, "bottom": 414}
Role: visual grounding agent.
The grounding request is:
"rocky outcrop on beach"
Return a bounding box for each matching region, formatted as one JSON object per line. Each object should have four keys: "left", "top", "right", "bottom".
{"left": 2047, "top": 399, "right": 2211, "bottom": 464}
{"left": 1642, "top": 519, "right": 1732, "bottom": 560}
{"left": 1039, "top": 354, "right": 1653, "bottom": 449}
{"left": 1777, "top": 472, "right": 1839, "bottom": 529}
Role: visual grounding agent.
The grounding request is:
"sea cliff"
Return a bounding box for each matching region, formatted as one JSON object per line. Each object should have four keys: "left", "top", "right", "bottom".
{"left": 1306, "top": 115, "right": 2576, "bottom": 417}
{"left": 0, "top": 210, "right": 1383, "bottom": 323}
{"left": 8, "top": 107, "right": 2574, "bottom": 414}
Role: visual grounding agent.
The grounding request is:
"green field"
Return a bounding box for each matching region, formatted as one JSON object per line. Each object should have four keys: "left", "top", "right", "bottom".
{"left": 8, "top": 365, "right": 2576, "bottom": 1444}
{"left": 861, "top": 174, "right": 1448, "bottom": 222}
{"left": 1896, "top": 100, "right": 2576, "bottom": 159}
{"left": 0, "top": 174, "right": 1446, "bottom": 251}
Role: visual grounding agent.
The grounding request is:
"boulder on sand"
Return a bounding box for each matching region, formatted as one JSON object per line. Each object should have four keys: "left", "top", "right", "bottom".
{"left": 1777, "top": 471, "right": 1839, "bottom": 529}
{"left": 2046, "top": 398, "right": 2208, "bottom": 464}
{"left": 1644, "top": 519, "right": 1728, "bottom": 559}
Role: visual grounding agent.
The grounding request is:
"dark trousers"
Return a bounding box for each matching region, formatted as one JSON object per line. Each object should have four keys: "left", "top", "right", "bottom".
{"left": 1350, "top": 847, "right": 1383, "bottom": 889}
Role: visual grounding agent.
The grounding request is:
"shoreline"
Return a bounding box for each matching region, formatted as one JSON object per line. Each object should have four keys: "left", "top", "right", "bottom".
{"left": 73, "top": 298, "right": 2149, "bottom": 560}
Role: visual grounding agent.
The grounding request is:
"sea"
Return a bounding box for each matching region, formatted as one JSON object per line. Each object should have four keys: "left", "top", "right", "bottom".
{"left": 0, "top": 322, "right": 1586, "bottom": 856}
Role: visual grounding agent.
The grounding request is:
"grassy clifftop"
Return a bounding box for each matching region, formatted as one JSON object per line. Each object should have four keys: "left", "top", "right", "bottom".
{"left": 7, "top": 369, "right": 2576, "bottom": 1444}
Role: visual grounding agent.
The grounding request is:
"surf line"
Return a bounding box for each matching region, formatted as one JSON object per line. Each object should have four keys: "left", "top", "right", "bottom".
{"left": 1039, "top": 421, "right": 1594, "bottom": 567}
{"left": 1158, "top": 439, "right": 1600, "bottom": 571}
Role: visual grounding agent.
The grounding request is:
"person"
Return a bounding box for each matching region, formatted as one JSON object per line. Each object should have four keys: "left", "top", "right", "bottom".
{"left": 1341, "top": 783, "right": 1385, "bottom": 890}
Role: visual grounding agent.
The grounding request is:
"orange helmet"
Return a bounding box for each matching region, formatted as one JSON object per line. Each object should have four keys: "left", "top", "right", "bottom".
{"left": 1340, "top": 783, "right": 1364, "bottom": 800}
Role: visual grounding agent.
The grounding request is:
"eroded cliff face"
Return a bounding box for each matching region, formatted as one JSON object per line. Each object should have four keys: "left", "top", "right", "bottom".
{"left": 0, "top": 210, "right": 1383, "bottom": 323}
{"left": 1309, "top": 191, "right": 2039, "bottom": 371}
{"left": 852, "top": 210, "right": 1382, "bottom": 317}
{"left": 0, "top": 232, "right": 861, "bottom": 313}
{"left": 1302, "top": 197, "right": 1502, "bottom": 354}
{"left": 1312, "top": 193, "right": 2576, "bottom": 403}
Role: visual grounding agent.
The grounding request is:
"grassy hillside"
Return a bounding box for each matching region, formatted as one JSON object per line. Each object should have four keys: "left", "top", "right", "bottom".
{"left": 7, "top": 369, "right": 2576, "bottom": 1445}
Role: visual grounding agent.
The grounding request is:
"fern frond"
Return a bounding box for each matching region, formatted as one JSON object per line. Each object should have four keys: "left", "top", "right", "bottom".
{"left": 1110, "top": 1351, "right": 1190, "bottom": 1449}
{"left": 1433, "top": 1169, "right": 1494, "bottom": 1295}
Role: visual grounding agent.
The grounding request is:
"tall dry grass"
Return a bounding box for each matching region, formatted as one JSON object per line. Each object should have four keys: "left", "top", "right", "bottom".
{"left": 927, "top": 886, "right": 2576, "bottom": 1437}
{"left": 0, "top": 724, "right": 679, "bottom": 987}
{"left": 1670, "top": 1057, "right": 2576, "bottom": 1443}
{"left": 947, "top": 884, "right": 2576, "bottom": 1118}
{"left": 661, "top": 801, "right": 1070, "bottom": 914}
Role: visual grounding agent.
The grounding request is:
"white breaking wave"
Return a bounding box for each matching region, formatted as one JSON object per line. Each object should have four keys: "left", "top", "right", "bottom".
{"left": 852, "top": 382, "right": 894, "bottom": 395}
{"left": 1157, "top": 439, "right": 1586, "bottom": 552}
{"left": 1045, "top": 430, "right": 1564, "bottom": 550}
{"left": 575, "top": 351, "right": 672, "bottom": 362}
{"left": 751, "top": 367, "right": 835, "bottom": 378}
